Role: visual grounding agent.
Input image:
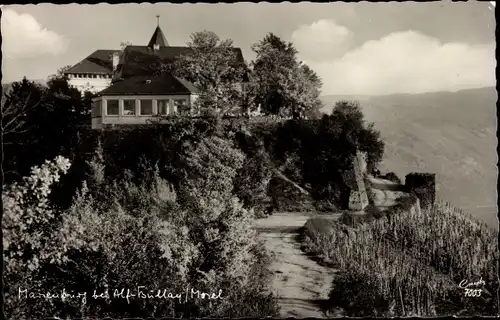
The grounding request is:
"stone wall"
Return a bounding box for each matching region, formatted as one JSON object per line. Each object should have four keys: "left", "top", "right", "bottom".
{"left": 405, "top": 173, "right": 436, "bottom": 211}
{"left": 357, "top": 151, "right": 368, "bottom": 174}
{"left": 348, "top": 151, "right": 369, "bottom": 211}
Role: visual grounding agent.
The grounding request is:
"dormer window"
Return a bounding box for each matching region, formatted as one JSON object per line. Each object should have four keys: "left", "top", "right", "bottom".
{"left": 153, "top": 44, "right": 160, "bottom": 51}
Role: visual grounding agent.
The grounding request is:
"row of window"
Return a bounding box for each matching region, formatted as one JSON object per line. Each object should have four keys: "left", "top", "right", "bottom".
{"left": 68, "top": 74, "right": 112, "bottom": 79}
{"left": 92, "top": 99, "right": 190, "bottom": 117}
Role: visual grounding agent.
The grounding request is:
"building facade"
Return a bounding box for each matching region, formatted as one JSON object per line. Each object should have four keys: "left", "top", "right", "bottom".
{"left": 91, "top": 74, "right": 199, "bottom": 129}
{"left": 64, "top": 50, "right": 119, "bottom": 94}
{"left": 66, "top": 17, "right": 247, "bottom": 128}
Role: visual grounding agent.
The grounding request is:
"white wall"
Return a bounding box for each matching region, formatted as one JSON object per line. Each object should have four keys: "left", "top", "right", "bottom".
{"left": 67, "top": 74, "right": 112, "bottom": 94}
{"left": 91, "top": 117, "right": 103, "bottom": 130}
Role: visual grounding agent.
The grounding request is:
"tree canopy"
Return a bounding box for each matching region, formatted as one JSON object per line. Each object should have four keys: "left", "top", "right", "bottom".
{"left": 1, "top": 74, "right": 92, "bottom": 182}
{"left": 250, "top": 33, "right": 323, "bottom": 119}
{"left": 165, "top": 30, "right": 248, "bottom": 117}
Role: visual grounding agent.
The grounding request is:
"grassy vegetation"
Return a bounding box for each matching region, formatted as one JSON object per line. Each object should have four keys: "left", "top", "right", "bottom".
{"left": 303, "top": 196, "right": 499, "bottom": 316}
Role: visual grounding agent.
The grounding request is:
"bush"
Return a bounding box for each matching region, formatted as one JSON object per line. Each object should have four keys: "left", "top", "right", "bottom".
{"left": 232, "top": 130, "right": 273, "bottom": 217}
{"left": 4, "top": 131, "right": 281, "bottom": 319}
{"left": 3, "top": 157, "right": 196, "bottom": 319}
{"left": 313, "top": 199, "right": 338, "bottom": 212}
{"left": 248, "top": 102, "right": 385, "bottom": 210}
{"left": 302, "top": 218, "right": 337, "bottom": 258}
{"left": 268, "top": 176, "right": 315, "bottom": 212}
{"left": 329, "top": 270, "right": 392, "bottom": 317}
{"left": 170, "top": 134, "right": 280, "bottom": 317}
{"left": 33, "top": 105, "right": 384, "bottom": 217}
{"left": 40, "top": 188, "right": 192, "bottom": 318}
{"left": 304, "top": 218, "right": 336, "bottom": 238}
{"left": 3, "top": 156, "right": 72, "bottom": 276}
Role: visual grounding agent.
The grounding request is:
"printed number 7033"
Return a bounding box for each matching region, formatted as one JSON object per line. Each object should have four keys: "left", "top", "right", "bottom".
{"left": 464, "top": 289, "right": 482, "bottom": 297}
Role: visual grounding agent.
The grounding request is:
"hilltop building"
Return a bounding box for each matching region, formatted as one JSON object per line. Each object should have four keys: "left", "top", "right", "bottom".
{"left": 65, "top": 16, "right": 247, "bottom": 129}
{"left": 64, "top": 50, "right": 118, "bottom": 94}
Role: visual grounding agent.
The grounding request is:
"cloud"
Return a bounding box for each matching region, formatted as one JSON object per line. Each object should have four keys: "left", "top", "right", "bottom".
{"left": 293, "top": 21, "right": 496, "bottom": 95}
{"left": 291, "top": 19, "right": 352, "bottom": 61}
{"left": 1, "top": 8, "right": 68, "bottom": 59}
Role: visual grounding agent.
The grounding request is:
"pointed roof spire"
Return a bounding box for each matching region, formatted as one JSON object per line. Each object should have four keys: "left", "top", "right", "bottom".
{"left": 148, "top": 15, "right": 169, "bottom": 48}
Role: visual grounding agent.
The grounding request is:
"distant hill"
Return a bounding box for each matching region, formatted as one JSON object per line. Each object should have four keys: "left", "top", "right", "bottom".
{"left": 2, "top": 83, "right": 13, "bottom": 95}
{"left": 321, "top": 87, "right": 498, "bottom": 228}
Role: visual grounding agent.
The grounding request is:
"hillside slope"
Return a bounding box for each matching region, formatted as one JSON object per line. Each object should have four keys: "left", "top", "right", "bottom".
{"left": 321, "top": 87, "right": 498, "bottom": 228}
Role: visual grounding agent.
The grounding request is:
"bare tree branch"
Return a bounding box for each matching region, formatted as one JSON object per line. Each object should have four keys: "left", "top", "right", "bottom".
{"left": 1, "top": 89, "right": 45, "bottom": 137}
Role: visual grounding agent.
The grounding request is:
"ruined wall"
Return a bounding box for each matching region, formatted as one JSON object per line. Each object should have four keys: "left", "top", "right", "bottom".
{"left": 348, "top": 151, "right": 369, "bottom": 211}
{"left": 405, "top": 173, "right": 436, "bottom": 211}
{"left": 357, "top": 151, "right": 367, "bottom": 174}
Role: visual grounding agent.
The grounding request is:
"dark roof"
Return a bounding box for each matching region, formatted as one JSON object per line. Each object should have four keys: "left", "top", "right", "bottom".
{"left": 65, "top": 50, "right": 119, "bottom": 74}
{"left": 147, "top": 26, "right": 169, "bottom": 47}
{"left": 98, "top": 73, "right": 200, "bottom": 96}
{"left": 117, "top": 45, "right": 246, "bottom": 80}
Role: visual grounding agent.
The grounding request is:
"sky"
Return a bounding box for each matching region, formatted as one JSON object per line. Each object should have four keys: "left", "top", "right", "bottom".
{"left": 1, "top": 2, "right": 496, "bottom": 95}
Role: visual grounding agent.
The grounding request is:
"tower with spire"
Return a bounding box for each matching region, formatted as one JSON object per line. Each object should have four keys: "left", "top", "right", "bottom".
{"left": 148, "top": 15, "right": 169, "bottom": 50}
{"left": 66, "top": 13, "right": 246, "bottom": 118}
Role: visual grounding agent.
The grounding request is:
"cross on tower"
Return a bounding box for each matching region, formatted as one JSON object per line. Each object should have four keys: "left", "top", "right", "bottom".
{"left": 156, "top": 15, "right": 160, "bottom": 26}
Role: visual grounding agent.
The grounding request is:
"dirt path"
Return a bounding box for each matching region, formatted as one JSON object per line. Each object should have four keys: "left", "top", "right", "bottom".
{"left": 253, "top": 177, "right": 406, "bottom": 317}
{"left": 253, "top": 212, "right": 341, "bottom": 318}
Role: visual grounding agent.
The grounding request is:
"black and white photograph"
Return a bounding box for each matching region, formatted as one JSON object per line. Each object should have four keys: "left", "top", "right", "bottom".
{"left": 0, "top": 1, "right": 498, "bottom": 318}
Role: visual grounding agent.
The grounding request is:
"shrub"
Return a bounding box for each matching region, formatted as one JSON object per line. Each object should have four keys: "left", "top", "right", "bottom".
{"left": 42, "top": 188, "right": 194, "bottom": 319}
{"left": 268, "top": 176, "right": 314, "bottom": 212}
{"left": 3, "top": 157, "right": 195, "bottom": 319}
{"left": 232, "top": 130, "right": 273, "bottom": 217}
{"left": 171, "top": 133, "right": 280, "bottom": 317}
{"left": 4, "top": 132, "right": 281, "bottom": 319}
{"left": 3, "top": 156, "right": 72, "bottom": 276}
{"left": 304, "top": 218, "right": 336, "bottom": 239}
{"left": 329, "top": 270, "right": 393, "bottom": 317}
{"left": 313, "top": 199, "right": 338, "bottom": 212}
{"left": 302, "top": 218, "right": 336, "bottom": 257}
{"left": 248, "top": 102, "right": 385, "bottom": 210}
{"left": 338, "top": 211, "right": 377, "bottom": 227}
